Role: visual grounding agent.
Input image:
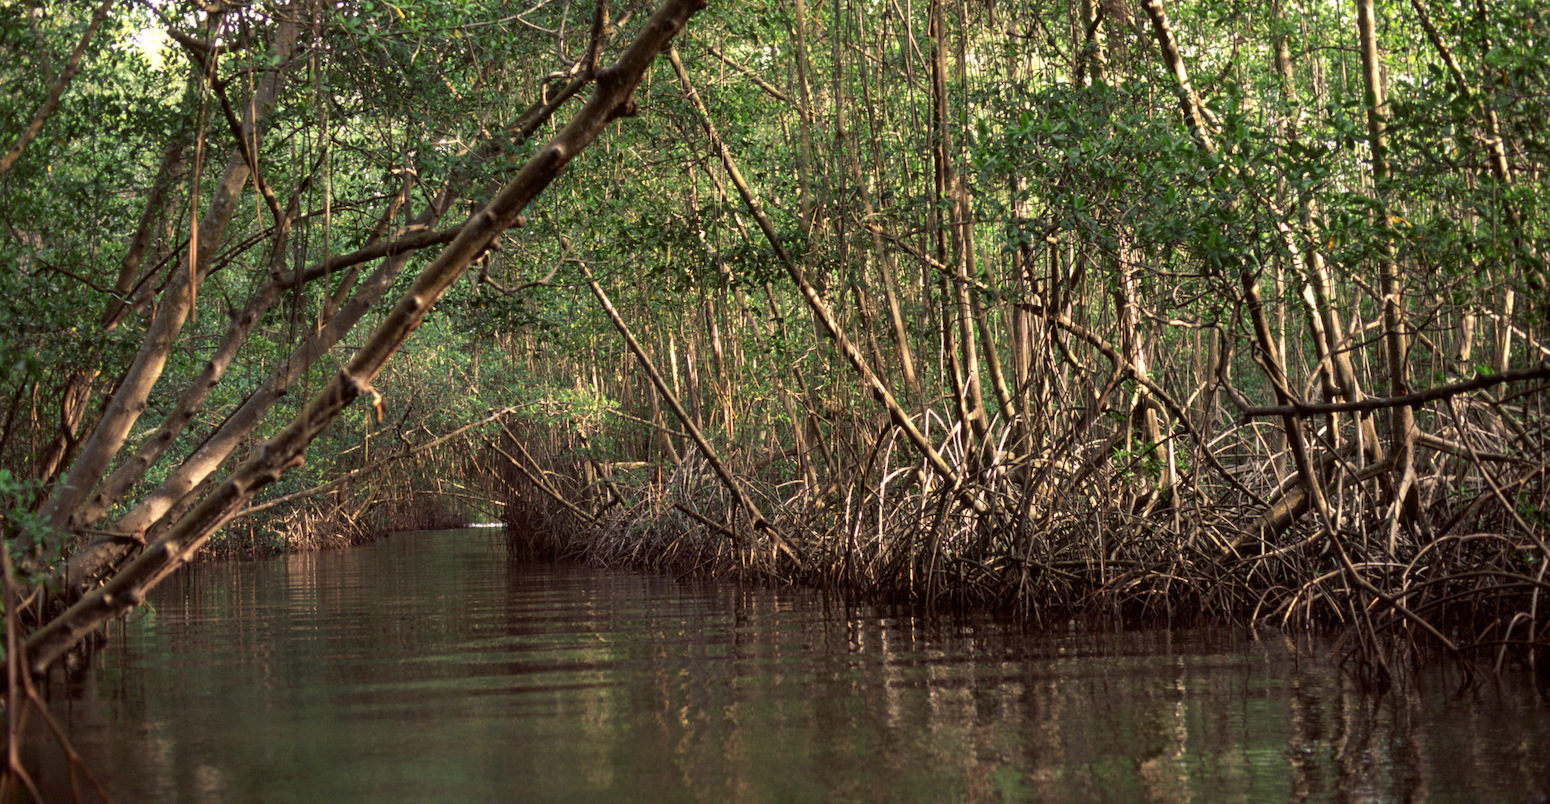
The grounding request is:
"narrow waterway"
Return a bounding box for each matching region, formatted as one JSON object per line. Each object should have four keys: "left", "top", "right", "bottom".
{"left": 31, "top": 529, "right": 1550, "bottom": 802}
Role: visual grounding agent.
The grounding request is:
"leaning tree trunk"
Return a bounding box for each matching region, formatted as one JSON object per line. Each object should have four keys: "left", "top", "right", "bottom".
{"left": 24, "top": 0, "right": 710, "bottom": 677}
{"left": 59, "top": 18, "right": 632, "bottom": 593}
{"left": 34, "top": 7, "right": 302, "bottom": 538}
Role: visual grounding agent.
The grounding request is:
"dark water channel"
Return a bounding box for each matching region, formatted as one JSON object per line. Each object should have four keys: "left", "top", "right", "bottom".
{"left": 33, "top": 529, "right": 1550, "bottom": 802}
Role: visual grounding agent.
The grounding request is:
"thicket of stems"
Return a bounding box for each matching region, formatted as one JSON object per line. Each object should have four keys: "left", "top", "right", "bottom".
{"left": 0, "top": 0, "right": 1545, "bottom": 703}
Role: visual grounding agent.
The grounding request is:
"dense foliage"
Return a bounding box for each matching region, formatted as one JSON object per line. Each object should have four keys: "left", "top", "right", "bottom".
{"left": 1, "top": 0, "right": 1547, "bottom": 730}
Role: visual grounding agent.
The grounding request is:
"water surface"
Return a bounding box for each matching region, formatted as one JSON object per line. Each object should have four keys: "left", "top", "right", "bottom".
{"left": 34, "top": 529, "right": 1550, "bottom": 802}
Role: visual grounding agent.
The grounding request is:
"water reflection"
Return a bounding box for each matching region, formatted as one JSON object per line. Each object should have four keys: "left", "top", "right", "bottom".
{"left": 31, "top": 530, "right": 1550, "bottom": 802}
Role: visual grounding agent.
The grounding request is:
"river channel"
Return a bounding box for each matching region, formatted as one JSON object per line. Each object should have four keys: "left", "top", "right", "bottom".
{"left": 31, "top": 529, "right": 1550, "bottom": 802}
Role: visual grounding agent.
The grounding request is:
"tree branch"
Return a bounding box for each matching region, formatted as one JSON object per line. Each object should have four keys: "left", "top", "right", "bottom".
{"left": 1240, "top": 366, "right": 1550, "bottom": 419}
{"left": 0, "top": 0, "right": 116, "bottom": 181}
{"left": 25, "top": 0, "right": 708, "bottom": 676}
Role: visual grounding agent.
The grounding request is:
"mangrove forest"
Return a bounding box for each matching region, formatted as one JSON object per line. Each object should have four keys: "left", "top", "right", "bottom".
{"left": 2, "top": 0, "right": 1549, "bottom": 790}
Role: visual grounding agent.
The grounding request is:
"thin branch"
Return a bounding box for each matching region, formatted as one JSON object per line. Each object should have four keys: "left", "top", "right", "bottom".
{"left": 287, "top": 224, "right": 464, "bottom": 287}
{"left": 1241, "top": 366, "right": 1550, "bottom": 418}
{"left": 482, "top": 433, "right": 597, "bottom": 524}
{"left": 574, "top": 250, "right": 800, "bottom": 562}
{"left": 0, "top": 0, "right": 116, "bottom": 181}
{"left": 702, "top": 42, "right": 792, "bottom": 103}
{"left": 232, "top": 407, "right": 520, "bottom": 519}
{"left": 209, "top": 75, "right": 285, "bottom": 223}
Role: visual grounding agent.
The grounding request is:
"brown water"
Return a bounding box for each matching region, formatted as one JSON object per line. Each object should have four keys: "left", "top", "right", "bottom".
{"left": 31, "top": 529, "right": 1550, "bottom": 802}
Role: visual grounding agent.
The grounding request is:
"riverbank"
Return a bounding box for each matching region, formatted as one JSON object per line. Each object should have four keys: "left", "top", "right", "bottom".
{"left": 204, "top": 495, "right": 476, "bottom": 560}
{"left": 495, "top": 444, "right": 1550, "bottom": 678}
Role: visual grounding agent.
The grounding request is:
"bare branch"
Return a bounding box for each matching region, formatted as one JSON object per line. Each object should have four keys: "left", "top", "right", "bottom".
{"left": 1240, "top": 366, "right": 1550, "bottom": 419}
